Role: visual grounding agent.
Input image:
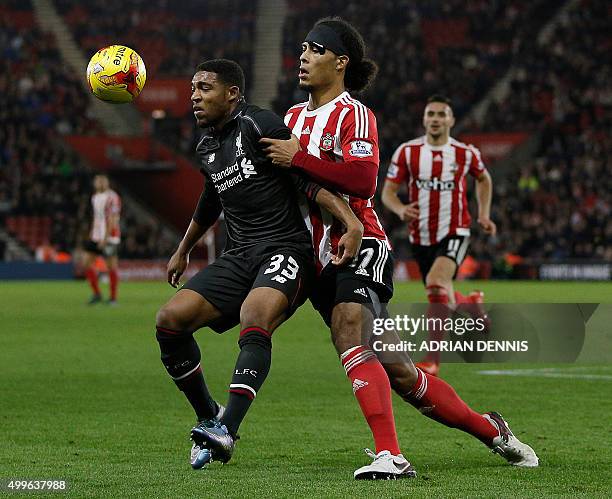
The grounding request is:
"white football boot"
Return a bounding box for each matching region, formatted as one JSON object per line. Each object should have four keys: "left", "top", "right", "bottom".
{"left": 354, "top": 449, "right": 417, "bottom": 480}
{"left": 484, "top": 412, "right": 539, "bottom": 467}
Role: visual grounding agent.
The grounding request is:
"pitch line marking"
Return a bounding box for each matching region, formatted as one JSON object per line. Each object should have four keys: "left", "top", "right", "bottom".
{"left": 477, "top": 368, "right": 612, "bottom": 381}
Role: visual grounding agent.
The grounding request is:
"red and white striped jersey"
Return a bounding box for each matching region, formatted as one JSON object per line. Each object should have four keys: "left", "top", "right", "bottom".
{"left": 91, "top": 189, "right": 121, "bottom": 244}
{"left": 386, "top": 136, "right": 487, "bottom": 246}
{"left": 285, "top": 91, "right": 388, "bottom": 270}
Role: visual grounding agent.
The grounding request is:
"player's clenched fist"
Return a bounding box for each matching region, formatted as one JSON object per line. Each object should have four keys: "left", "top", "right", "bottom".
{"left": 477, "top": 217, "right": 497, "bottom": 236}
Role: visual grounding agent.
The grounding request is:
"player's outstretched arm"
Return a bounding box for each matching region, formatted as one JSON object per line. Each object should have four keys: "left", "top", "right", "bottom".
{"left": 381, "top": 180, "right": 419, "bottom": 222}
{"left": 475, "top": 171, "right": 496, "bottom": 235}
{"left": 314, "top": 188, "right": 364, "bottom": 266}
{"left": 260, "top": 136, "right": 377, "bottom": 199}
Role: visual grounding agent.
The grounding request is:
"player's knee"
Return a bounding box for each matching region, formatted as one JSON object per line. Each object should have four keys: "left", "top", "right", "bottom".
{"left": 240, "top": 297, "right": 285, "bottom": 331}
{"left": 240, "top": 308, "right": 274, "bottom": 331}
{"left": 156, "top": 305, "right": 189, "bottom": 332}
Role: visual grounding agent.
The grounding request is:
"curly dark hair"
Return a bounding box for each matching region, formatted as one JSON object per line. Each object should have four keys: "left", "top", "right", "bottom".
{"left": 315, "top": 17, "right": 378, "bottom": 93}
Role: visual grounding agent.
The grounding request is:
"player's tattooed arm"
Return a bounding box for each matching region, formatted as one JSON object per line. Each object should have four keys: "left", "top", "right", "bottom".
{"left": 168, "top": 178, "right": 222, "bottom": 287}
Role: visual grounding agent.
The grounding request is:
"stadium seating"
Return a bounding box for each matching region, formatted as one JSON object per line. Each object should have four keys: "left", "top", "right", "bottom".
{"left": 54, "top": 0, "right": 256, "bottom": 78}
{"left": 0, "top": 17, "right": 175, "bottom": 259}
{"left": 1, "top": 0, "right": 607, "bottom": 267}
{"left": 469, "top": 0, "right": 611, "bottom": 264}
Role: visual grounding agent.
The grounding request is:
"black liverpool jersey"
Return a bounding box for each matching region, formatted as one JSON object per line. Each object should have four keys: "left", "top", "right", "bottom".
{"left": 192, "top": 101, "right": 316, "bottom": 254}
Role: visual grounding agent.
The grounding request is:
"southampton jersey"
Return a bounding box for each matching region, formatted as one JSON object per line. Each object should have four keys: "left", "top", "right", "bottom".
{"left": 386, "top": 136, "right": 487, "bottom": 245}
{"left": 285, "top": 91, "right": 388, "bottom": 270}
{"left": 91, "top": 189, "right": 121, "bottom": 243}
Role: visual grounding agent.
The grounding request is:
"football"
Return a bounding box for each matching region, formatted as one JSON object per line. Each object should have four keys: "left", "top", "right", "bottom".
{"left": 86, "top": 45, "right": 146, "bottom": 103}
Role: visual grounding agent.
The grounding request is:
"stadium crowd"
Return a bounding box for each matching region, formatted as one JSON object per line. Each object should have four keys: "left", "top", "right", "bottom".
{"left": 468, "top": 0, "right": 611, "bottom": 264}
{"left": 2, "top": 0, "right": 608, "bottom": 268}
{"left": 54, "top": 0, "right": 255, "bottom": 79}
{"left": 1, "top": 14, "right": 175, "bottom": 260}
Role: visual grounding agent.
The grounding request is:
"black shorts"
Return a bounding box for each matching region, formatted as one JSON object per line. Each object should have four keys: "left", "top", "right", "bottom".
{"left": 310, "top": 238, "right": 394, "bottom": 326}
{"left": 84, "top": 239, "right": 119, "bottom": 257}
{"left": 183, "top": 241, "right": 314, "bottom": 333}
{"left": 411, "top": 234, "right": 470, "bottom": 283}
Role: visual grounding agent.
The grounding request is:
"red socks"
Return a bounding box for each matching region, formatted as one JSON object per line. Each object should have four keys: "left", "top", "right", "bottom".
{"left": 341, "top": 346, "right": 401, "bottom": 455}
{"left": 86, "top": 267, "right": 119, "bottom": 300}
{"left": 422, "top": 285, "right": 450, "bottom": 365}
{"left": 85, "top": 267, "right": 100, "bottom": 295}
{"left": 109, "top": 269, "right": 119, "bottom": 301}
{"left": 454, "top": 290, "right": 469, "bottom": 304}
{"left": 408, "top": 367, "right": 498, "bottom": 445}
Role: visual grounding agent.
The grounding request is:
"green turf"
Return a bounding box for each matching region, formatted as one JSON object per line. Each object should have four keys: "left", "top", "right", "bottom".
{"left": 1, "top": 280, "right": 611, "bottom": 498}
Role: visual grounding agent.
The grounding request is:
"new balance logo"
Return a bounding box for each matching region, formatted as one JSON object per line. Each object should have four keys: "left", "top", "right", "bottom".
{"left": 354, "top": 287, "right": 367, "bottom": 297}
{"left": 302, "top": 126, "right": 311, "bottom": 134}
{"left": 352, "top": 378, "right": 369, "bottom": 394}
{"left": 416, "top": 178, "right": 455, "bottom": 191}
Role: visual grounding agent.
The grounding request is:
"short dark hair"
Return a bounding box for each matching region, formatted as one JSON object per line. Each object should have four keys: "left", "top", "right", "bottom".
{"left": 196, "top": 59, "right": 245, "bottom": 95}
{"left": 427, "top": 94, "right": 453, "bottom": 107}
{"left": 314, "top": 17, "right": 378, "bottom": 93}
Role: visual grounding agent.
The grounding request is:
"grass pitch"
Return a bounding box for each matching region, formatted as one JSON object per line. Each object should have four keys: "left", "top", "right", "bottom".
{"left": 1, "top": 280, "right": 611, "bottom": 498}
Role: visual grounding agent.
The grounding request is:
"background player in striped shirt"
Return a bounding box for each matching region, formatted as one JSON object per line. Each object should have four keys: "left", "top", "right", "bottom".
{"left": 382, "top": 95, "right": 496, "bottom": 376}
{"left": 83, "top": 174, "right": 121, "bottom": 305}
{"left": 263, "top": 20, "right": 537, "bottom": 474}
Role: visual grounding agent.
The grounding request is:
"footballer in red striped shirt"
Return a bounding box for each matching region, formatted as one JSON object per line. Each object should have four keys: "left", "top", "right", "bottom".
{"left": 260, "top": 17, "right": 414, "bottom": 479}
{"left": 382, "top": 95, "right": 496, "bottom": 375}
{"left": 283, "top": 91, "right": 388, "bottom": 273}
{"left": 262, "top": 25, "right": 538, "bottom": 475}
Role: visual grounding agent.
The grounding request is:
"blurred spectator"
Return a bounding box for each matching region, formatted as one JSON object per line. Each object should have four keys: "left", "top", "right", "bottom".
{"left": 469, "top": 0, "right": 611, "bottom": 264}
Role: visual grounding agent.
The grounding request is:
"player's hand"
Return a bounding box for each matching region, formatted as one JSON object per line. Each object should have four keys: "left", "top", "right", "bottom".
{"left": 167, "top": 251, "right": 189, "bottom": 288}
{"left": 332, "top": 225, "right": 363, "bottom": 266}
{"left": 398, "top": 202, "right": 419, "bottom": 222}
{"left": 478, "top": 217, "right": 497, "bottom": 236}
{"left": 259, "top": 134, "right": 301, "bottom": 168}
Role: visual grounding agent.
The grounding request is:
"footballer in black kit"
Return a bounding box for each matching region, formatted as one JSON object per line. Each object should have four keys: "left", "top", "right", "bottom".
{"left": 154, "top": 59, "right": 364, "bottom": 470}
{"left": 184, "top": 98, "right": 316, "bottom": 332}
